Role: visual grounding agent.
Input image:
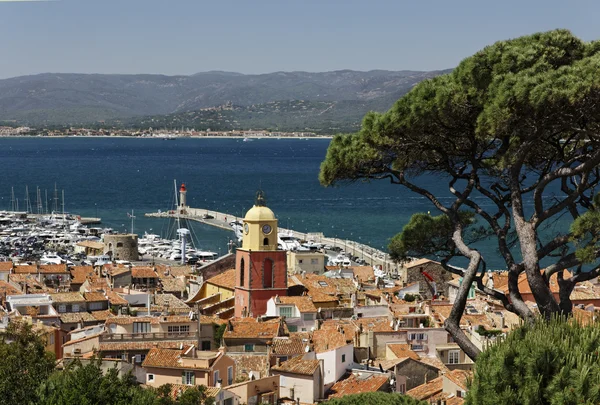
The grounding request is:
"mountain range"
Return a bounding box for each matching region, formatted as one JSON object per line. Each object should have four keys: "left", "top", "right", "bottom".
{"left": 0, "top": 69, "right": 451, "bottom": 132}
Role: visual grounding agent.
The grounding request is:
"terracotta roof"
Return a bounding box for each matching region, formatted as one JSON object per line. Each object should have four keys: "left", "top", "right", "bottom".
{"left": 131, "top": 267, "right": 158, "bottom": 278}
{"left": 231, "top": 355, "right": 270, "bottom": 379}
{"left": 416, "top": 356, "right": 450, "bottom": 373}
{"left": 110, "top": 267, "right": 131, "bottom": 277}
{"left": 105, "top": 315, "right": 194, "bottom": 326}
{"left": 312, "top": 328, "right": 350, "bottom": 353}
{"left": 91, "top": 310, "right": 115, "bottom": 321}
{"left": 84, "top": 292, "right": 107, "bottom": 302}
{"left": 13, "top": 265, "right": 38, "bottom": 274}
{"left": 59, "top": 312, "right": 97, "bottom": 324}
{"left": 39, "top": 264, "right": 69, "bottom": 274}
{"left": 154, "top": 294, "right": 189, "bottom": 310}
{"left": 301, "top": 273, "right": 357, "bottom": 297}
{"left": 270, "top": 336, "right": 307, "bottom": 356}
{"left": 406, "top": 376, "right": 443, "bottom": 400}
{"left": 351, "top": 266, "right": 375, "bottom": 283}
{"left": 142, "top": 347, "right": 185, "bottom": 368}
{"left": 160, "top": 277, "right": 186, "bottom": 292}
{"left": 99, "top": 340, "right": 197, "bottom": 352}
{"left": 271, "top": 355, "right": 319, "bottom": 376}
{"left": 387, "top": 343, "right": 419, "bottom": 360}
{"left": 445, "top": 370, "right": 471, "bottom": 391}
{"left": 166, "top": 384, "right": 221, "bottom": 400}
{"left": 0, "top": 262, "right": 13, "bottom": 272}
{"left": 51, "top": 292, "right": 85, "bottom": 303}
{"left": 206, "top": 269, "right": 236, "bottom": 290}
{"left": 224, "top": 317, "right": 283, "bottom": 339}
{"left": 276, "top": 296, "right": 317, "bottom": 313}
{"left": 328, "top": 373, "right": 389, "bottom": 398}
{"left": 353, "top": 317, "right": 394, "bottom": 333}
{"left": 405, "top": 258, "right": 438, "bottom": 269}
{"left": 70, "top": 266, "right": 94, "bottom": 284}
{"left": 106, "top": 291, "right": 129, "bottom": 305}
{"left": 168, "top": 266, "right": 194, "bottom": 278}
{"left": 0, "top": 280, "right": 23, "bottom": 299}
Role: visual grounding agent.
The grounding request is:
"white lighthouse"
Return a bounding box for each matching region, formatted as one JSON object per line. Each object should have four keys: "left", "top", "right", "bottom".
{"left": 179, "top": 183, "right": 187, "bottom": 212}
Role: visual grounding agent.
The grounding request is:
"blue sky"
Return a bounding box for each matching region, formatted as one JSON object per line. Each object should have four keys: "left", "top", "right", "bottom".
{"left": 0, "top": 0, "right": 599, "bottom": 78}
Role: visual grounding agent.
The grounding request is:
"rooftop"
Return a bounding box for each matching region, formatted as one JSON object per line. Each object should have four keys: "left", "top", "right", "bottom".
{"left": 206, "top": 268, "right": 236, "bottom": 290}
{"left": 328, "top": 373, "right": 389, "bottom": 398}
{"left": 271, "top": 355, "right": 319, "bottom": 376}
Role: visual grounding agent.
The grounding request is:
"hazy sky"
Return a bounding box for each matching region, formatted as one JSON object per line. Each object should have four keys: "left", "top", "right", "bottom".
{"left": 1, "top": 0, "right": 599, "bottom": 78}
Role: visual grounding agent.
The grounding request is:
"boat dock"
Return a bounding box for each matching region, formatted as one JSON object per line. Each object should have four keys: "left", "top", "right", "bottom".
{"left": 145, "top": 207, "right": 394, "bottom": 272}
{"left": 3, "top": 212, "right": 101, "bottom": 225}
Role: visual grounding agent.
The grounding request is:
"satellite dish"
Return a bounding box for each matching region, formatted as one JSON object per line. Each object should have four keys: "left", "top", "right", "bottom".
{"left": 304, "top": 345, "right": 310, "bottom": 353}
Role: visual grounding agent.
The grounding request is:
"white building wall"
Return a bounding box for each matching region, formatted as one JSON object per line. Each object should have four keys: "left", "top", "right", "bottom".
{"left": 316, "top": 343, "right": 354, "bottom": 386}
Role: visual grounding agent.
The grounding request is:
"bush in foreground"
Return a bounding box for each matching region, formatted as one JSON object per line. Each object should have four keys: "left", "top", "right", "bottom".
{"left": 466, "top": 318, "right": 600, "bottom": 405}
{"left": 326, "top": 392, "right": 426, "bottom": 405}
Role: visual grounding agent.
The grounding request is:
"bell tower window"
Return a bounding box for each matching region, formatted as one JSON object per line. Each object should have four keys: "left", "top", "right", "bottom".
{"left": 240, "top": 257, "right": 245, "bottom": 287}
{"left": 263, "top": 258, "right": 274, "bottom": 288}
{"left": 263, "top": 237, "right": 269, "bottom": 246}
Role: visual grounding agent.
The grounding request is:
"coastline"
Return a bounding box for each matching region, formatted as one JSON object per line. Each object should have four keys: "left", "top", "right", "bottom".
{"left": 0, "top": 134, "right": 334, "bottom": 140}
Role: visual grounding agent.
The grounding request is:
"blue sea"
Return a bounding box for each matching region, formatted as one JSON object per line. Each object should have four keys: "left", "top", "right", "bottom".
{"left": 0, "top": 137, "right": 567, "bottom": 269}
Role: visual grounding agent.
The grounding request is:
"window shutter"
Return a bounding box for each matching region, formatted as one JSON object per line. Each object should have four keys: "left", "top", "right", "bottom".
{"left": 191, "top": 372, "right": 195, "bottom": 385}
{"left": 182, "top": 371, "right": 186, "bottom": 384}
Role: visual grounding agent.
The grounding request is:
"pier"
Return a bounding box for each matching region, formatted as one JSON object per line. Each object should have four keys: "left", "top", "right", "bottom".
{"left": 144, "top": 207, "right": 395, "bottom": 272}
{"left": 2, "top": 212, "right": 101, "bottom": 225}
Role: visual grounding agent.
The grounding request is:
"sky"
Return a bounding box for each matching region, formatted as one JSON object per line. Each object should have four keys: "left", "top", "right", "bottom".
{"left": 0, "top": 0, "right": 600, "bottom": 79}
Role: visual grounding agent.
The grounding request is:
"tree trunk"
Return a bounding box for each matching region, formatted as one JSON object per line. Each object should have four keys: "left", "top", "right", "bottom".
{"left": 443, "top": 227, "right": 483, "bottom": 361}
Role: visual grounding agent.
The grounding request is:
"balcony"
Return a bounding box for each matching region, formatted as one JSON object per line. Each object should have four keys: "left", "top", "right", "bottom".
{"left": 100, "top": 331, "right": 197, "bottom": 341}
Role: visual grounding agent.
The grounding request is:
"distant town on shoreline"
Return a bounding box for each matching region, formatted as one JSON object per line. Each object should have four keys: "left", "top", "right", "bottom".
{"left": 0, "top": 126, "right": 332, "bottom": 139}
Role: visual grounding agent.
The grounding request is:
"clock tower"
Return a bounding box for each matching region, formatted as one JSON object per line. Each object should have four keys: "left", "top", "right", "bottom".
{"left": 234, "top": 191, "right": 288, "bottom": 317}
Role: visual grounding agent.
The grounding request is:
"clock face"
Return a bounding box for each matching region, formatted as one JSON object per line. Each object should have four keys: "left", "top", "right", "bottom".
{"left": 244, "top": 223, "right": 249, "bottom": 234}
{"left": 262, "top": 224, "right": 272, "bottom": 234}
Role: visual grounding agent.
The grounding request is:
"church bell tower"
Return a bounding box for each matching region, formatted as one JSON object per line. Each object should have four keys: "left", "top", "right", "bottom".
{"left": 234, "top": 191, "right": 288, "bottom": 317}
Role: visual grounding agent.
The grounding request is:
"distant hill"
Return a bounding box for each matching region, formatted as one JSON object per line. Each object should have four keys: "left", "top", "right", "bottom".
{"left": 0, "top": 69, "right": 451, "bottom": 130}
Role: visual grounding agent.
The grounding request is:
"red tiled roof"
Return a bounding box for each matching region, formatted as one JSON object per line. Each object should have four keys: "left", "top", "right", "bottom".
{"left": 106, "top": 291, "right": 129, "bottom": 305}
{"left": 312, "top": 328, "right": 351, "bottom": 353}
{"left": 224, "top": 317, "right": 283, "bottom": 339}
{"left": 0, "top": 262, "right": 13, "bottom": 272}
{"left": 142, "top": 347, "right": 185, "bottom": 368}
{"left": 50, "top": 292, "right": 85, "bottom": 303}
{"left": 70, "top": 266, "right": 94, "bottom": 284}
{"left": 39, "top": 264, "right": 69, "bottom": 274}
{"left": 271, "top": 355, "right": 319, "bottom": 376}
{"left": 270, "top": 336, "right": 307, "bottom": 356}
{"left": 206, "top": 269, "right": 236, "bottom": 290}
{"left": 276, "top": 296, "right": 317, "bottom": 313}
{"left": 84, "top": 292, "right": 107, "bottom": 302}
{"left": 131, "top": 267, "right": 158, "bottom": 278}
{"left": 387, "top": 343, "right": 419, "bottom": 360}
{"left": 13, "top": 265, "right": 38, "bottom": 274}
{"left": 99, "top": 340, "right": 197, "bottom": 352}
{"left": 328, "top": 373, "right": 389, "bottom": 398}
{"left": 406, "top": 376, "right": 443, "bottom": 400}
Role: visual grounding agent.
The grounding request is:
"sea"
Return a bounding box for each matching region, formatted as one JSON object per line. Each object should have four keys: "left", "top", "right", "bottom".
{"left": 0, "top": 137, "right": 567, "bottom": 269}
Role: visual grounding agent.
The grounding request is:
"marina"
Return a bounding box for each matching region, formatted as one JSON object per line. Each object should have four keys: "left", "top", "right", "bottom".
{"left": 144, "top": 190, "right": 396, "bottom": 272}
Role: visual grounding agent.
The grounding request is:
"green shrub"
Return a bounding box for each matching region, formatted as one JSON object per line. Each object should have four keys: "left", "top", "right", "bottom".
{"left": 467, "top": 318, "right": 600, "bottom": 405}
{"left": 326, "top": 392, "right": 426, "bottom": 404}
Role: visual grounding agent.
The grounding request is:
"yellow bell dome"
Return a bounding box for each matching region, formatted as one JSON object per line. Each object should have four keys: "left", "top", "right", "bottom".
{"left": 244, "top": 205, "right": 276, "bottom": 222}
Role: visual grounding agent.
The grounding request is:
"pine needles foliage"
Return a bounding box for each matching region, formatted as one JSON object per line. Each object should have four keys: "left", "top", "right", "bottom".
{"left": 466, "top": 317, "right": 600, "bottom": 405}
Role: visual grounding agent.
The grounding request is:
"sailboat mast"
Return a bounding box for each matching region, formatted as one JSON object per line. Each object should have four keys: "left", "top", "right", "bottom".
{"left": 53, "top": 183, "right": 58, "bottom": 213}
{"left": 45, "top": 189, "right": 48, "bottom": 214}
{"left": 36, "top": 187, "right": 43, "bottom": 214}
{"left": 10, "top": 187, "right": 14, "bottom": 212}
{"left": 130, "top": 209, "right": 135, "bottom": 235}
